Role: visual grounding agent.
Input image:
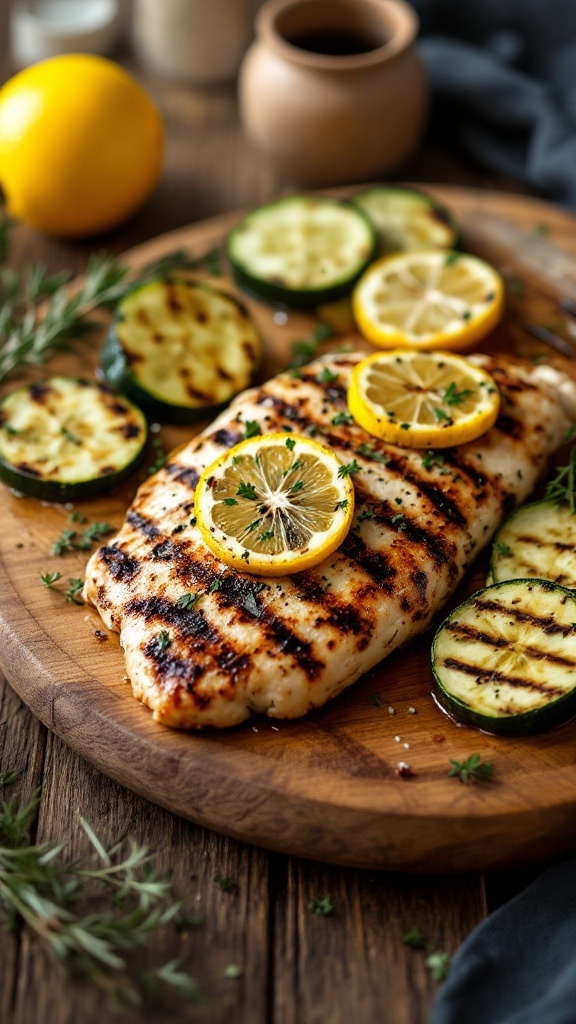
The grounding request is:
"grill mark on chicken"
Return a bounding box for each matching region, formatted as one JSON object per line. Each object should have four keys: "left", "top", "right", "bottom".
{"left": 340, "top": 532, "right": 397, "bottom": 591}
{"left": 373, "top": 500, "right": 456, "bottom": 569}
{"left": 494, "top": 413, "right": 524, "bottom": 439}
{"left": 98, "top": 545, "right": 141, "bottom": 581}
{"left": 166, "top": 463, "right": 200, "bottom": 490}
{"left": 127, "top": 510, "right": 160, "bottom": 539}
{"left": 209, "top": 427, "right": 243, "bottom": 448}
{"left": 437, "top": 451, "right": 489, "bottom": 491}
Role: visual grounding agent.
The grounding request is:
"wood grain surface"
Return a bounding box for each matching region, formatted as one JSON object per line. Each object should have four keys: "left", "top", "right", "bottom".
{"left": 1, "top": 186, "right": 576, "bottom": 874}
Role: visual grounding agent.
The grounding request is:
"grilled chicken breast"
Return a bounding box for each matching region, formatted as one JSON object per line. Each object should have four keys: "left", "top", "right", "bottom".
{"left": 84, "top": 352, "right": 576, "bottom": 729}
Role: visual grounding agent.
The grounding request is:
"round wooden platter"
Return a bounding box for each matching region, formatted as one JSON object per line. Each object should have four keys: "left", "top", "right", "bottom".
{"left": 2, "top": 185, "right": 576, "bottom": 873}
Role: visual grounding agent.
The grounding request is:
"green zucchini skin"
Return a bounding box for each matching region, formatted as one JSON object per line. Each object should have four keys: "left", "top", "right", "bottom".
{"left": 0, "top": 376, "right": 148, "bottom": 502}
{"left": 351, "top": 185, "right": 459, "bottom": 256}
{"left": 489, "top": 499, "right": 576, "bottom": 589}
{"left": 431, "top": 579, "right": 576, "bottom": 736}
{"left": 226, "top": 196, "right": 378, "bottom": 308}
{"left": 102, "top": 279, "right": 262, "bottom": 425}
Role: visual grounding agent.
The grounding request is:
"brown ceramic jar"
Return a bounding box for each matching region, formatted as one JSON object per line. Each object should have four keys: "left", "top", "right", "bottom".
{"left": 238, "top": 0, "right": 428, "bottom": 186}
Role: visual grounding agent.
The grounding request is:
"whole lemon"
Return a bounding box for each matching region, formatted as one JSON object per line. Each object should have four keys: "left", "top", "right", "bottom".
{"left": 0, "top": 54, "right": 164, "bottom": 238}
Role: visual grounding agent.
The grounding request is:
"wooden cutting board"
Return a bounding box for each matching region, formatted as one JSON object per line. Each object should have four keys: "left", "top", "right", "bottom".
{"left": 2, "top": 185, "right": 576, "bottom": 873}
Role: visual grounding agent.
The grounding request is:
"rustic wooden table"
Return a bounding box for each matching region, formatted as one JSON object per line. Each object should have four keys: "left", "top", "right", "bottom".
{"left": 0, "top": 16, "right": 557, "bottom": 1024}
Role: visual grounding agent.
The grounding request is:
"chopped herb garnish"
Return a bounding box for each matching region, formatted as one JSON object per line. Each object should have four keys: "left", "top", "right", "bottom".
{"left": 224, "top": 964, "right": 243, "bottom": 980}
{"left": 494, "top": 541, "right": 512, "bottom": 557}
{"left": 443, "top": 381, "right": 473, "bottom": 406}
{"left": 400, "top": 423, "right": 411, "bottom": 431}
{"left": 82, "top": 521, "right": 115, "bottom": 544}
{"left": 390, "top": 514, "right": 407, "bottom": 529}
{"left": 332, "top": 411, "right": 353, "bottom": 426}
{"left": 157, "top": 630, "right": 171, "bottom": 650}
{"left": 51, "top": 528, "right": 79, "bottom": 556}
{"left": 285, "top": 437, "right": 296, "bottom": 451}
{"left": 308, "top": 894, "right": 334, "bottom": 917}
{"left": 288, "top": 480, "right": 304, "bottom": 494}
{"left": 357, "top": 508, "right": 375, "bottom": 524}
{"left": 338, "top": 459, "right": 361, "bottom": 478}
{"left": 210, "top": 580, "right": 222, "bottom": 592}
{"left": 426, "top": 951, "right": 451, "bottom": 982}
{"left": 237, "top": 481, "right": 258, "bottom": 500}
{"left": 289, "top": 322, "right": 335, "bottom": 367}
{"left": 215, "top": 876, "right": 237, "bottom": 892}
{"left": 246, "top": 519, "right": 262, "bottom": 533}
{"left": 317, "top": 366, "right": 338, "bottom": 384}
{"left": 448, "top": 753, "right": 493, "bottom": 784}
{"left": 356, "top": 443, "right": 388, "bottom": 464}
{"left": 334, "top": 498, "right": 349, "bottom": 511}
{"left": 403, "top": 925, "right": 427, "bottom": 949}
{"left": 243, "top": 420, "right": 261, "bottom": 439}
{"left": 223, "top": 497, "right": 239, "bottom": 506}
{"left": 434, "top": 407, "right": 450, "bottom": 423}
{"left": 64, "top": 578, "right": 84, "bottom": 604}
{"left": 259, "top": 529, "right": 274, "bottom": 542}
{"left": 176, "top": 593, "right": 201, "bottom": 610}
{"left": 422, "top": 451, "right": 446, "bottom": 471}
{"left": 40, "top": 570, "right": 63, "bottom": 587}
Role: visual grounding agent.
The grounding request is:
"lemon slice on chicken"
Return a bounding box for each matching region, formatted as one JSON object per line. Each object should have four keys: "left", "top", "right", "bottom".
{"left": 353, "top": 249, "right": 504, "bottom": 351}
{"left": 348, "top": 350, "right": 500, "bottom": 449}
{"left": 195, "top": 433, "right": 355, "bottom": 575}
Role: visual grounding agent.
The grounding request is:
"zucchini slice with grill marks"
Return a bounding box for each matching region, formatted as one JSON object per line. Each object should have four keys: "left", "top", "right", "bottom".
{"left": 226, "top": 195, "right": 377, "bottom": 307}
{"left": 351, "top": 186, "right": 459, "bottom": 256}
{"left": 0, "top": 376, "right": 147, "bottom": 501}
{"left": 489, "top": 500, "right": 576, "bottom": 588}
{"left": 101, "top": 279, "right": 261, "bottom": 424}
{"left": 431, "top": 579, "right": 576, "bottom": 736}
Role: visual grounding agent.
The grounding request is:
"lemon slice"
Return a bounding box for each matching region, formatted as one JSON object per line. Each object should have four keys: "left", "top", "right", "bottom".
{"left": 194, "top": 433, "right": 355, "bottom": 576}
{"left": 352, "top": 249, "right": 504, "bottom": 351}
{"left": 347, "top": 350, "right": 500, "bottom": 449}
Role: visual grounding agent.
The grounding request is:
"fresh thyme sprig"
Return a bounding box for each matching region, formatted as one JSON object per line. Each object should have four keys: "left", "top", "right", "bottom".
{"left": 544, "top": 445, "right": 576, "bottom": 513}
{"left": 0, "top": 245, "right": 199, "bottom": 384}
{"left": 0, "top": 776, "right": 201, "bottom": 1010}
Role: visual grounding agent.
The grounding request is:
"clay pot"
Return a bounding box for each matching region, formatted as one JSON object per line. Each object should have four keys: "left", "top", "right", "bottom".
{"left": 238, "top": 0, "right": 428, "bottom": 186}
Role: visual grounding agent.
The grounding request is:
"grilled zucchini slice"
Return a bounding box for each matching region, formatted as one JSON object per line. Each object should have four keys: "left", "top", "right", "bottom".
{"left": 101, "top": 279, "right": 261, "bottom": 424}
{"left": 431, "top": 579, "right": 576, "bottom": 735}
{"left": 489, "top": 500, "right": 576, "bottom": 588}
{"left": 0, "top": 376, "right": 147, "bottom": 501}
{"left": 351, "top": 186, "right": 458, "bottom": 256}
{"left": 227, "top": 196, "right": 377, "bottom": 307}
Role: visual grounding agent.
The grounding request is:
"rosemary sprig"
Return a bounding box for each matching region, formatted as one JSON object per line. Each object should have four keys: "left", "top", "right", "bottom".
{"left": 0, "top": 246, "right": 199, "bottom": 384}
{"left": 0, "top": 778, "right": 201, "bottom": 1010}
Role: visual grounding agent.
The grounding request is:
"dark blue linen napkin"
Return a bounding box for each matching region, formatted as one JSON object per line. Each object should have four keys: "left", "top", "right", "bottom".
{"left": 429, "top": 856, "right": 576, "bottom": 1024}
{"left": 412, "top": 0, "right": 576, "bottom": 207}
